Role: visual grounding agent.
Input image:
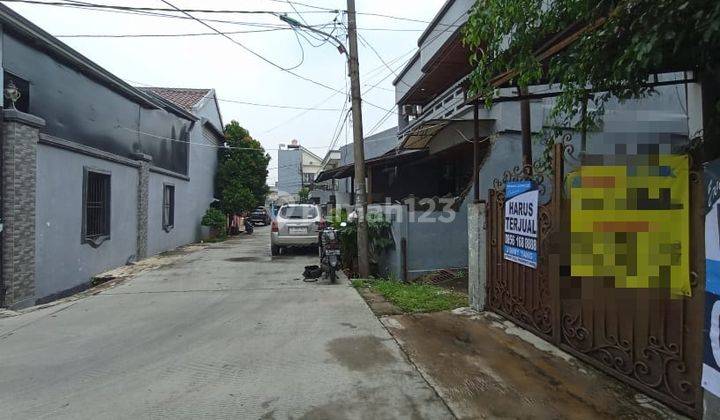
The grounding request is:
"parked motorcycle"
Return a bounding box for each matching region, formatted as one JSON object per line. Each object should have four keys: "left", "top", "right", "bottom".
{"left": 244, "top": 217, "right": 254, "bottom": 234}
{"left": 318, "top": 222, "right": 344, "bottom": 283}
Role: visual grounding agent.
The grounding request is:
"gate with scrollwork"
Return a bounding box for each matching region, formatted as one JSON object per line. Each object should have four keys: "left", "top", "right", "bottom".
{"left": 485, "top": 142, "right": 704, "bottom": 418}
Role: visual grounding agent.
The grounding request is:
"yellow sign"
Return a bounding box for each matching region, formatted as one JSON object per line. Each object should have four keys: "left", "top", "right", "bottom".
{"left": 569, "top": 154, "right": 690, "bottom": 297}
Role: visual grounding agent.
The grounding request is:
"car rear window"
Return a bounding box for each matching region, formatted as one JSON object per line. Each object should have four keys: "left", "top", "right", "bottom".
{"left": 280, "top": 206, "right": 317, "bottom": 219}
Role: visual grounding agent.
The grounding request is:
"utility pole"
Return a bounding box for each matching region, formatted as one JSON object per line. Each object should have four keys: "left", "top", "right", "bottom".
{"left": 346, "top": 0, "right": 370, "bottom": 278}
{"left": 279, "top": 2, "right": 370, "bottom": 277}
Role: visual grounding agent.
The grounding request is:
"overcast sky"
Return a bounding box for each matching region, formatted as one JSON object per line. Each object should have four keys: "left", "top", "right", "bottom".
{"left": 1, "top": 0, "right": 446, "bottom": 183}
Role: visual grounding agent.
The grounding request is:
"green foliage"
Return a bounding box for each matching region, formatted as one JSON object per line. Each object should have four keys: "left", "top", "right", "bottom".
{"left": 215, "top": 121, "right": 270, "bottom": 215}
{"left": 298, "top": 187, "right": 310, "bottom": 203}
{"left": 463, "top": 0, "right": 720, "bottom": 134}
{"left": 201, "top": 207, "right": 227, "bottom": 238}
{"left": 337, "top": 212, "right": 394, "bottom": 274}
{"left": 354, "top": 279, "right": 467, "bottom": 313}
{"left": 328, "top": 207, "right": 348, "bottom": 228}
{"left": 220, "top": 181, "right": 256, "bottom": 216}
{"left": 338, "top": 219, "right": 358, "bottom": 269}
{"left": 367, "top": 214, "right": 394, "bottom": 254}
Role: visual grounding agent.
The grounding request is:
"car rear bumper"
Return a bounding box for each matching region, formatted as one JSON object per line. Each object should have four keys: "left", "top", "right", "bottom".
{"left": 271, "top": 232, "right": 318, "bottom": 246}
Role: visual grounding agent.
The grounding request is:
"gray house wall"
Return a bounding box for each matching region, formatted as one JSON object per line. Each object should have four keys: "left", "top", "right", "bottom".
{"left": 373, "top": 201, "right": 469, "bottom": 280}
{"left": 0, "top": 9, "right": 221, "bottom": 304}
{"left": 147, "top": 99, "right": 220, "bottom": 257}
{"left": 34, "top": 100, "right": 219, "bottom": 302}
{"left": 35, "top": 144, "right": 139, "bottom": 301}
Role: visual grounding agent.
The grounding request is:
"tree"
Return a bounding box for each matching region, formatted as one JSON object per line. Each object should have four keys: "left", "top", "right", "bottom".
{"left": 463, "top": 0, "right": 720, "bottom": 144}
{"left": 215, "top": 121, "right": 270, "bottom": 215}
{"left": 298, "top": 187, "right": 310, "bottom": 203}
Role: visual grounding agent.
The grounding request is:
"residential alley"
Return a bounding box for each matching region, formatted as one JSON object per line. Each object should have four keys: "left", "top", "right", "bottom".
{"left": 0, "top": 227, "right": 452, "bottom": 419}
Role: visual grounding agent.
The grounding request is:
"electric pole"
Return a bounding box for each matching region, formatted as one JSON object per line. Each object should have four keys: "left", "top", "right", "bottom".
{"left": 346, "top": 0, "right": 370, "bottom": 278}
{"left": 279, "top": 1, "right": 370, "bottom": 277}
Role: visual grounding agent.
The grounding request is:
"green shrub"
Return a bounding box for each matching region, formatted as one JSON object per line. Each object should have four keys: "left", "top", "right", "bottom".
{"left": 337, "top": 212, "right": 394, "bottom": 276}
{"left": 201, "top": 208, "right": 227, "bottom": 238}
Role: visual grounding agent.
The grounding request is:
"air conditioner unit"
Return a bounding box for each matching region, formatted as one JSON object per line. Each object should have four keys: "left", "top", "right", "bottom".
{"left": 401, "top": 104, "right": 417, "bottom": 116}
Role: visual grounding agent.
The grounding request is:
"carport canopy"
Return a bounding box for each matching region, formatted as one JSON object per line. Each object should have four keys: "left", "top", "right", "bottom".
{"left": 314, "top": 149, "right": 428, "bottom": 182}
{"left": 400, "top": 118, "right": 494, "bottom": 154}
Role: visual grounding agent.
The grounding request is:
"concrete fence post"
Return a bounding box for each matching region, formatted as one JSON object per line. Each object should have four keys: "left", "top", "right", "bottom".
{"left": 133, "top": 153, "right": 152, "bottom": 260}
{"left": 1, "top": 109, "right": 45, "bottom": 309}
{"left": 468, "top": 201, "right": 486, "bottom": 311}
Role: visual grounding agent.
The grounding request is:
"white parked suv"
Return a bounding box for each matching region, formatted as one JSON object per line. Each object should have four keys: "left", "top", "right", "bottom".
{"left": 271, "top": 204, "right": 323, "bottom": 256}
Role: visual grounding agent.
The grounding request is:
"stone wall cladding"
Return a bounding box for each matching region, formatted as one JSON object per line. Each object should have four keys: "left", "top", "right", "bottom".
{"left": 136, "top": 159, "right": 150, "bottom": 260}
{"left": 1, "top": 117, "right": 42, "bottom": 308}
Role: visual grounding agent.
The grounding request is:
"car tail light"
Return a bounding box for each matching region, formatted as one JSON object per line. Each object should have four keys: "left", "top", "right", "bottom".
{"left": 271, "top": 220, "right": 279, "bottom": 232}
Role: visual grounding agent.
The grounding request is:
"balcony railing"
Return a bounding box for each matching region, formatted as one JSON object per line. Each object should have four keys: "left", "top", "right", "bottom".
{"left": 399, "top": 74, "right": 472, "bottom": 136}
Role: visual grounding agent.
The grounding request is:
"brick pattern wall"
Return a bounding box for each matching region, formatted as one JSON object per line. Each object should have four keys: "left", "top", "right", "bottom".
{"left": 1, "top": 120, "right": 40, "bottom": 308}
{"left": 136, "top": 160, "right": 150, "bottom": 260}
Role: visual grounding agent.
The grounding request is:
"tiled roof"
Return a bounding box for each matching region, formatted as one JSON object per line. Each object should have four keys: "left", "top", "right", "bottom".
{"left": 138, "top": 87, "right": 211, "bottom": 112}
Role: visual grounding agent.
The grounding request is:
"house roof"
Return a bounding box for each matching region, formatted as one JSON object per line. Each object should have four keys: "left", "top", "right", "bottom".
{"left": 138, "top": 87, "right": 212, "bottom": 112}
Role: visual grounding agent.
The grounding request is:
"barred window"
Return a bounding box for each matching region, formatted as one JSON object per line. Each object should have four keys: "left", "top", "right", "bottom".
{"left": 163, "top": 184, "right": 175, "bottom": 231}
{"left": 82, "top": 169, "right": 111, "bottom": 247}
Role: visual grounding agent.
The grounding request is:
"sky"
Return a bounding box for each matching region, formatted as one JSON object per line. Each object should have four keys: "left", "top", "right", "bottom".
{"left": 1, "top": 0, "right": 446, "bottom": 183}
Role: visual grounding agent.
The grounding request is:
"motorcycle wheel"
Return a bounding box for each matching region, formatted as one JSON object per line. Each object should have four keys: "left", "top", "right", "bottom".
{"left": 329, "top": 267, "right": 337, "bottom": 284}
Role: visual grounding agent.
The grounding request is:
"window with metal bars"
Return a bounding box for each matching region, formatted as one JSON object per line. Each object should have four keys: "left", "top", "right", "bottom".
{"left": 162, "top": 184, "right": 175, "bottom": 232}
{"left": 82, "top": 168, "right": 111, "bottom": 247}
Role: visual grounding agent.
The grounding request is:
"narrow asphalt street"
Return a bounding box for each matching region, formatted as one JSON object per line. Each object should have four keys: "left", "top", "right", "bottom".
{"left": 0, "top": 227, "right": 452, "bottom": 419}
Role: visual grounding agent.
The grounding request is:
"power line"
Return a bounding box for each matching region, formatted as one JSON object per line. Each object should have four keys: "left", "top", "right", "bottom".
{"left": 55, "top": 28, "right": 292, "bottom": 38}
{"left": 260, "top": 48, "right": 413, "bottom": 136}
{"left": 286, "top": 0, "right": 309, "bottom": 25}
{"left": 118, "top": 125, "right": 338, "bottom": 152}
{"left": 259, "top": 49, "right": 410, "bottom": 135}
{"left": 157, "top": 0, "right": 302, "bottom": 72}
{"left": 267, "top": 0, "right": 464, "bottom": 26}
{"left": 124, "top": 49, "right": 414, "bottom": 114}
{"left": 217, "top": 98, "right": 342, "bottom": 111}
{"left": 3, "top": 0, "right": 316, "bottom": 29}
{"left": 2, "top": 0, "right": 331, "bottom": 15}
{"left": 54, "top": 27, "right": 425, "bottom": 38}
{"left": 355, "top": 28, "right": 412, "bottom": 88}
{"left": 5, "top": 0, "right": 448, "bottom": 28}
{"left": 366, "top": 106, "right": 395, "bottom": 136}
{"left": 261, "top": 91, "right": 341, "bottom": 134}
{"left": 153, "top": 0, "right": 393, "bottom": 114}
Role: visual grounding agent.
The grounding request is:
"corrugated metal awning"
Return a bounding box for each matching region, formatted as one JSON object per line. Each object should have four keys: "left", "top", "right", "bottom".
{"left": 315, "top": 149, "right": 428, "bottom": 182}
{"left": 399, "top": 119, "right": 458, "bottom": 149}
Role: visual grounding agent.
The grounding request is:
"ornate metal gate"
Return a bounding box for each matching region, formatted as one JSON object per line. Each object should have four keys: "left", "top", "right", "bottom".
{"left": 485, "top": 143, "right": 704, "bottom": 418}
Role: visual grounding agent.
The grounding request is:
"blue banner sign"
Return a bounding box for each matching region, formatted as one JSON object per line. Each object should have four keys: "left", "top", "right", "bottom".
{"left": 704, "top": 160, "right": 720, "bottom": 397}
{"left": 504, "top": 181, "right": 538, "bottom": 269}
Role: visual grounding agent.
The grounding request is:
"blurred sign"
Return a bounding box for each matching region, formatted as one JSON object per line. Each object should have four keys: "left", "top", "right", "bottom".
{"left": 569, "top": 154, "right": 690, "bottom": 297}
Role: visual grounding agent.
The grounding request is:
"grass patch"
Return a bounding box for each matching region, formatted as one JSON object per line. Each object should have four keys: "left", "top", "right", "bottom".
{"left": 353, "top": 279, "right": 467, "bottom": 313}
{"left": 351, "top": 279, "right": 370, "bottom": 288}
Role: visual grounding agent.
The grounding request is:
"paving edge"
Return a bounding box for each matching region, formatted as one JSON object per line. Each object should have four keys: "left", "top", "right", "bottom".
{"left": 350, "top": 283, "right": 459, "bottom": 420}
